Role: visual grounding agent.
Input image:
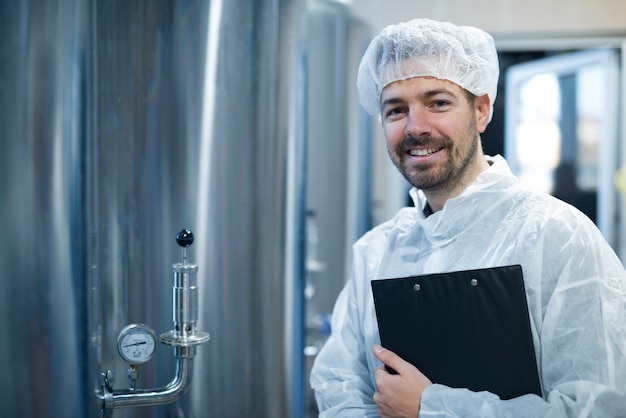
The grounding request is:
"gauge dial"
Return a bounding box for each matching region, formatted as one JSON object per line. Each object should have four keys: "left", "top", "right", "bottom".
{"left": 117, "top": 324, "right": 157, "bottom": 364}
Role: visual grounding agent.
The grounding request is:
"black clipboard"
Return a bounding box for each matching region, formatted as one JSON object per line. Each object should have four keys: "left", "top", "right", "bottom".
{"left": 371, "top": 265, "right": 541, "bottom": 400}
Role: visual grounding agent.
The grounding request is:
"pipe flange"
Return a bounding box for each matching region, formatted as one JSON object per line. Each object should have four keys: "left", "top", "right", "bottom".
{"left": 160, "top": 330, "right": 210, "bottom": 347}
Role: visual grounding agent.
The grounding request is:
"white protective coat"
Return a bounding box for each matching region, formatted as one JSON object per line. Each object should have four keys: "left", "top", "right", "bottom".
{"left": 310, "top": 155, "right": 626, "bottom": 417}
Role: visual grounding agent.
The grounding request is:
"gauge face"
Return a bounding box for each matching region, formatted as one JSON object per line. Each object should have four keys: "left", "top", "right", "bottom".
{"left": 117, "top": 324, "right": 157, "bottom": 364}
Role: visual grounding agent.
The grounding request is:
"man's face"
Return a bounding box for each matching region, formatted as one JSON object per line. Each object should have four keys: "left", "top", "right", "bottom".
{"left": 380, "top": 76, "right": 489, "bottom": 193}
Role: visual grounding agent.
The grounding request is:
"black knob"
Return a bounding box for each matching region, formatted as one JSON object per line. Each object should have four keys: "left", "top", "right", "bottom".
{"left": 176, "top": 229, "right": 194, "bottom": 247}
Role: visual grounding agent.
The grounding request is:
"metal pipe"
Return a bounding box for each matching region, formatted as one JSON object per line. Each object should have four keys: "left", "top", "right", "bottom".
{"left": 100, "top": 347, "right": 195, "bottom": 411}
{"left": 111, "top": 358, "right": 193, "bottom": 408}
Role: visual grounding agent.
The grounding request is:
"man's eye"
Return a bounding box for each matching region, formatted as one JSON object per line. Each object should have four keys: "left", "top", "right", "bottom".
{"left": 432, "top": 100, "right": 450, "bottom": 109}
{"left": 386, "top": 107, "right": 406, "bottom": 117}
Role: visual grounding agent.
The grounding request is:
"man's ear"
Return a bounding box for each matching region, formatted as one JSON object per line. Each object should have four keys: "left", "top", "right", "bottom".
{"left": 475, "top": 94, "right": 491, "bottom": 133}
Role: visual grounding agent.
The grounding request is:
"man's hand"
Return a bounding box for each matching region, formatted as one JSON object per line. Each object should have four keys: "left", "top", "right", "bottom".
{"left": 373, "top": 345, "right": 433, "bottom": 418}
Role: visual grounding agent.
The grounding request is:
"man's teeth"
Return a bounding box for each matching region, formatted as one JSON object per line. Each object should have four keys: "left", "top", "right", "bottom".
{"left": 409, "top": 148, "right": 439, "bottom": 156}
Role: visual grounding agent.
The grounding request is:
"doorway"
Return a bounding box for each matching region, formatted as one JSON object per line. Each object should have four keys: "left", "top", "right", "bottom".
{"left": 503, "top": 47, "right": 622, "bottom": 252}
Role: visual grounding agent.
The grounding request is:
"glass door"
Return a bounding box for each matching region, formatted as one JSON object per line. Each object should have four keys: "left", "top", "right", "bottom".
{"left": 505, "top": 48, "right": 621, "bottom": 249}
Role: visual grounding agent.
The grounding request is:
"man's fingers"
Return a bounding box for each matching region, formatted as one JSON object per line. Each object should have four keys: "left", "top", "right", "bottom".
{"left": 373, "top": 344, "right": 407, "bottom": 374}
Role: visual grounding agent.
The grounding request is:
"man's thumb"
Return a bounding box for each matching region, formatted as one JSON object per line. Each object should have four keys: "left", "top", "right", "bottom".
{"left": 373, "top": 344, "right": 403, "bottom": 374}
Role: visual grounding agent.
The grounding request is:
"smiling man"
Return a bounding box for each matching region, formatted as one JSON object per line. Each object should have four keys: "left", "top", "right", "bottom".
{"left": 380, "top": 76, "right": 490, "bottom": 212}
{"left": 310, "top": 18, "right": 626, "bottom": 417}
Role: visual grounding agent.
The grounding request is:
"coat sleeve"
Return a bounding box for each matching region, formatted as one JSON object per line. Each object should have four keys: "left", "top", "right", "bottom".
{"left": 419, "top": 216, "right": 626, "bottom": 417}
{"left": 309, "top": 245, "right": 381, "bottom": 417}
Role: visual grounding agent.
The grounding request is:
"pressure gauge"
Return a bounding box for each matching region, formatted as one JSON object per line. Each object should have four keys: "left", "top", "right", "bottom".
{"left": 116, "top": 324, "right": 157, "bottom": 365}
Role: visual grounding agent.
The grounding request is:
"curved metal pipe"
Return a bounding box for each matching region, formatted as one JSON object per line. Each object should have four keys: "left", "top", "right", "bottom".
{"left": 112, "top": 358, "right": 193, "bottom": 408}
{"left": 100, "top": 355, "right": 194, "bottom": 412}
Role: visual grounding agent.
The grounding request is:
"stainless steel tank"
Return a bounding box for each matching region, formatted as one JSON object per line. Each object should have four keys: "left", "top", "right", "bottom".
{"left": 89, "top": 1, "right": 307, "bottom": 417}
{"left": 0, "top": 1, "right": 89, "bottom": 416}
{"left": 0, "top": 0, "right": 370, "bottom": 417}
{"left": 303, "top": 1, "right": 372, "bottom": 414}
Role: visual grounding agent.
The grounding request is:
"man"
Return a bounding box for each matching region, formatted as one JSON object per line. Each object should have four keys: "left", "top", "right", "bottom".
{"left": 310, "top": 18, "right": 626, "bottom": 417}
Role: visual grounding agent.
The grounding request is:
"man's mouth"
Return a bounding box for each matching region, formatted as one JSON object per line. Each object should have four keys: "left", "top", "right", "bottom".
{"left": 408, "top": 147, "right": 443, "bottom": 156}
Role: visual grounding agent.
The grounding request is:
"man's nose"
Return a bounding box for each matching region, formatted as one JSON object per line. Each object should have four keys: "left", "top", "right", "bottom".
{"left": 404, "top": 108, "right": 431, "bottom": 138}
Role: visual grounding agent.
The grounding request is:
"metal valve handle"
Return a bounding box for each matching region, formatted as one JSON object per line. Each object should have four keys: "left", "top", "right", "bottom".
{"left": 175, "top": 228, "right": 194, "bottom": 247}
{"left": 176, "top": 229, "right": 193, "bottom": 265}
{"left": 160, "top": 229, "right": 210, "bottom": 347}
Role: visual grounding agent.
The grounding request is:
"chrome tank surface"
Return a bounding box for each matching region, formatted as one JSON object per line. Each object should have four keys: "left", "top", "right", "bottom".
{"left": 303, "top": 2, "right": 372, "bottom": 414}
{"left": 90, "top": 1, "right": 306, "bottom": 417}
{"left": 1, "top": 0, "right": 307, "bottom": 417}
{"left": 0, "top": 1, "right": 89, "bottom": 417}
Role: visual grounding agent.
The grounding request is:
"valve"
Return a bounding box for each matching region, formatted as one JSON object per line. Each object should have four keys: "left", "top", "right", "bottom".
{"left": 160, "top": 228, "right": 210, "bottom": 347}
{"left": 99, "top": 229, "right": 210, "bottom": 416}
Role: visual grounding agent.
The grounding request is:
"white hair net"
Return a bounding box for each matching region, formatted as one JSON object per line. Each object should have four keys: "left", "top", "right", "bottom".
{"left": 356, "top": 19, "right": 499, "bottom": 120}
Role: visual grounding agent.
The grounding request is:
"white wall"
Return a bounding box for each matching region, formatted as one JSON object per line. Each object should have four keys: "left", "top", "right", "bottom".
{"left": 350, "top": 0, "right": 626, "bottom": 36}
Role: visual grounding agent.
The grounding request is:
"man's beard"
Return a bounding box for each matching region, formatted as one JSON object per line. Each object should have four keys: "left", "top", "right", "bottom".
{"left": 389, "top": 124, "right": 480, "bottom": 192}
